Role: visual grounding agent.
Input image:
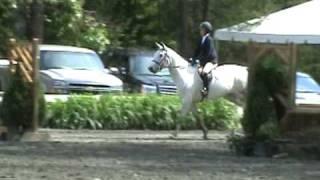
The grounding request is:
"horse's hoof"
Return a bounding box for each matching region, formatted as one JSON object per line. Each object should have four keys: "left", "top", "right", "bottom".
{"left": 169, "top": 135, "right": 178, "bottom": 140}
{"left": 203, "top": 135, "right": 209, "bottom": 140}
{"left": 170, "top": 133, "right": 178, "bottom": 139}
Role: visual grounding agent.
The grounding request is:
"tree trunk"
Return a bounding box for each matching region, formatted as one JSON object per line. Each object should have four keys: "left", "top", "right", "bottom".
{"left": 27, "top": 0, "right": 44, "bottom": 41}
{"left": 201, "top": 0, "right": 209, "bottom": 21}
{"left": 178, "top": 0, "right": 193, "bottom": 57}
{"left": 178, "top": 0, "right": 187, "bottom": 55}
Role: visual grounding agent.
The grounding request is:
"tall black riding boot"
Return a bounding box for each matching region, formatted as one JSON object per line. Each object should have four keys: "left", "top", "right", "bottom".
{"left": 201, "top": 73, "right": 209, "bottom": 97}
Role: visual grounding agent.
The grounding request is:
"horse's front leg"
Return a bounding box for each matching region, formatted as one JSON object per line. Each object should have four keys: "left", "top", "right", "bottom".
{"left": 191, "top": 106, "right": 208, "bottom": 140}
{"left": 172, "top": 100, "right": 191, "bottom": 138}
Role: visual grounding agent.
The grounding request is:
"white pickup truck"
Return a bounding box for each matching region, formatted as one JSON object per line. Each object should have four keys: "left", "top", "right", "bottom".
{"left": 0, "top": 45, "right": 123, "bottom": 94}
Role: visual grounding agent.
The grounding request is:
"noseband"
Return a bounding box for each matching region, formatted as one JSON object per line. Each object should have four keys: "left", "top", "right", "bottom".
{"left": 153, "top": 51, "right": 185, "bottom": 69}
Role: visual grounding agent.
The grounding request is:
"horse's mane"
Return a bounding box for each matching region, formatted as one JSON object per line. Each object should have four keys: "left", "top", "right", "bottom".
{"left": 166, "top": 47, "right": 189, "bottom": 67}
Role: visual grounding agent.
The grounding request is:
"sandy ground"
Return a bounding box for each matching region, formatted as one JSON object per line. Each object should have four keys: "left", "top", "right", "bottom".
{"left": 0, "top": 130, "right": 320, "bottom": 180}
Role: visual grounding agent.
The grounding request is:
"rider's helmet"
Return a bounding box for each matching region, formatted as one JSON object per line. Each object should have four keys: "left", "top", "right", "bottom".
{"left": 200, "top": 21, "right": 213, "bottom": 34}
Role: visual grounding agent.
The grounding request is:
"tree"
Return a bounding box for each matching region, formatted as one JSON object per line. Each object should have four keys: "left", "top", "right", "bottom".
{"left": 44, "top": 0, "right": 110, "bottom": 53}
{"left": 1, "top": 65, "right": 46, "bottom": 140}
{"left": 0, "top": 0, "right": 312, "bottom": 61}
{"left": 0, "top": 0, "right": 17, "bottom": 55}
{"left": 27, "top": 0, "right": 44, "bottom": 40}
{"left": 0, "top": 0, "right": 110, "bottom": 54}
{"left": 84, "top": 0, "right": 180, "bottom": 49}
{"left": 178, "top": 0, "right": 188, "bottom": 56}
{"left": 201, "top": 0, "right": 210, "bottom": 21}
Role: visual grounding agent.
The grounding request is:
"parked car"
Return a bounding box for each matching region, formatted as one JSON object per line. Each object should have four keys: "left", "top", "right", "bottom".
{"left": 39, "top": 45, "right": 123, "bottom": 94}
{"left": 0, "top": 45, "right": 123, "bottom": 94}
{"left": 296, "top": 72, "right": 320, "bottom": 105}
{"left": 108, "top": 51, "right": 177, "bottom": 95}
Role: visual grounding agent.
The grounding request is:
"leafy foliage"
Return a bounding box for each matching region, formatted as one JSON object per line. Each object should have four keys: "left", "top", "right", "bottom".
{"left": 44, "top": 0, "right": 110, "bottom": 53}
{"left": 229, "top": 55, "right": 289, "bottom": 156}
{"left": 298, "top": 45, "right": 320, "bottom": 83}
{"left": 242, "top": 54, "right": 288, "bottom": 140}
{"left": 0, "top": 0, "right": 17, "bottom": 55}
{"left": 0, "top": 66, "right": 46, "bottom": 132}
{"left": 0, "top": 0, "right": 110, "bottom": 56}
{"left": 44, "top": 94, "right": 240, "bottom": 130}
{"left": 85, "top": 0, "right": 179, "bottom": 49}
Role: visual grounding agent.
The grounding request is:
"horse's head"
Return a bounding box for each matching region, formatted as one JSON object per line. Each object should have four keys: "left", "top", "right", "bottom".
{"left": 148, "top": 42, "right": 170, "bottom": 74}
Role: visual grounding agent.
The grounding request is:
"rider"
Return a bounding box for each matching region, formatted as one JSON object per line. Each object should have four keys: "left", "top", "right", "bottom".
{"left": 192, "top": 21, "right": 218, "bottom": 96}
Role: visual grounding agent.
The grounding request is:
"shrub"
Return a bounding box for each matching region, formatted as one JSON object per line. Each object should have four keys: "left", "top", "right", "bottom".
{"left": 242, "top": 54, "right": 288, "bottom": 140}
{"left": 298, "top": 45, "right": 320, "bottom": 83}
{"left": 228, "top": 55, "right": 288, "bottom": 156}
{"left": 0, "top": 66, "right": 46, "bottom": 136}
{"left": 44, "top": 94, "right": 240, "bottom": 130}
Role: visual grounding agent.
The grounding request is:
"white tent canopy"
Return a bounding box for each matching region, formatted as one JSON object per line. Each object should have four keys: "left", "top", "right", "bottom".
{"left": 214, "top": 0, "right": 320, "bottom": 44}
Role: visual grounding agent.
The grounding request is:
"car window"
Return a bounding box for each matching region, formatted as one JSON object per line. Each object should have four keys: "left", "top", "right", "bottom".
{"left": 296, "top": 76, "right": 320, "bottom": 93}
{"left": 131, "top": 56, "right": 170, "bottom": 76}
{"left": 40, "top": 51, "right": 104, "bottom": 70}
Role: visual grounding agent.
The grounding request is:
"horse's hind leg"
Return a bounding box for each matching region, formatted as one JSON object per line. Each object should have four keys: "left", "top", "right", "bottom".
{"left": 192, "top": 106, "right": 208, "bottom": 140}
{"left": 200, "top": 118, "right": 208, "bottom": 140}
{"left": 172, "top": 124, "right": 181, "bottom": 138}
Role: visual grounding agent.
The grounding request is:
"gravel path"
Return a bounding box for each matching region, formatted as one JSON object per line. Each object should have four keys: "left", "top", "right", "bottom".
{"left": 0, "top": 130, "right": 319, "bottom": 180}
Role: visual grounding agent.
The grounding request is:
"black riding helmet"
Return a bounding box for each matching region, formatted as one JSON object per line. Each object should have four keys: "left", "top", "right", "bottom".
{"left": 200, "top": 21, "right": 213, "bottom": 34}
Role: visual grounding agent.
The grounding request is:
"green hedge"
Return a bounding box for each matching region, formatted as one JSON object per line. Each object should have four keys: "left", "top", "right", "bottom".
{"left": 242, "top": 54, "right": 288, "bottom": 140}
{"left": 43, "top": 94, "right": 241, "bottom": 130}
{"left": 0, "top": 66, "right": 46, "bottom": 133}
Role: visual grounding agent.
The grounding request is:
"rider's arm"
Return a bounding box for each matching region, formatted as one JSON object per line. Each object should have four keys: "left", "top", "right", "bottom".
{"left": 203, "top": 36, "right": 218, "bottom": 64}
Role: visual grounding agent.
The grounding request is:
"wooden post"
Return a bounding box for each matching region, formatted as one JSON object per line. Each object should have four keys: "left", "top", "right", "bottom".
{"left": 247, "top": 42, "right": 262, "bottom": 90}
{"left": 8, "top": 39, "right": 17, "bottom": 73}
{"left": 246, "top": 41, "right": 257, "bottom": 115}
{"left": 288, "top": 43, "right": 297, "bottom": 109}
{"left": 247, "top": 41, "right": 255, "bottom": 85}
{"left": 31, "top": 39, "right": 40, "bottom": 131}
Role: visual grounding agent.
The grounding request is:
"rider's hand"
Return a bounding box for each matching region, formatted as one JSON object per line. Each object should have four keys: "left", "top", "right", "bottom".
{"left": 189, "top": 58, "right": 198, "bottom": 67}
{"left": 195, "top": 59, "right": 200, "bottom": 65}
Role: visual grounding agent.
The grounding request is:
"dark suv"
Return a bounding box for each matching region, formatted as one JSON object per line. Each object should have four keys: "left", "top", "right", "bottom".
{"left": 106, "top": 50, "right": 177, "bottom": 95}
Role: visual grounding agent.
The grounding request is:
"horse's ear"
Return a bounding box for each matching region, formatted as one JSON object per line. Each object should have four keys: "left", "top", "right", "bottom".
{"left": 155, "top": 42, "right": 162, "bottom": 49}
{"left": 160, "top": 42, "right": 167, "bottom": 49}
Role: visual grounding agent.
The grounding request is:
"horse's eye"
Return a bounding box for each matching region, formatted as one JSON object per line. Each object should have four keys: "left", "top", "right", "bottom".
{"left": 160, "top": 54, "right": 163, "bottom": 58}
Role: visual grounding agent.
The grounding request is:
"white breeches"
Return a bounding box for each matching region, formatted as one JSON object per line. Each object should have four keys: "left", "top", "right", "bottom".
{"left": 203, "top": 62, "right": 217, "bottom": 74}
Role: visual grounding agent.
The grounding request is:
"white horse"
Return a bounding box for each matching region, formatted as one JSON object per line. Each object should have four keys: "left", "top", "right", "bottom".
{"left": 148, "top": 43, "right": 248, "bottom": 139}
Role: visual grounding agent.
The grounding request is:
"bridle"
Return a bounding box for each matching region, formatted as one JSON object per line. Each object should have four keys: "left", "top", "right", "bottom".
{"left": 152, "top": 49, "right": 186, "bottom": 69}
